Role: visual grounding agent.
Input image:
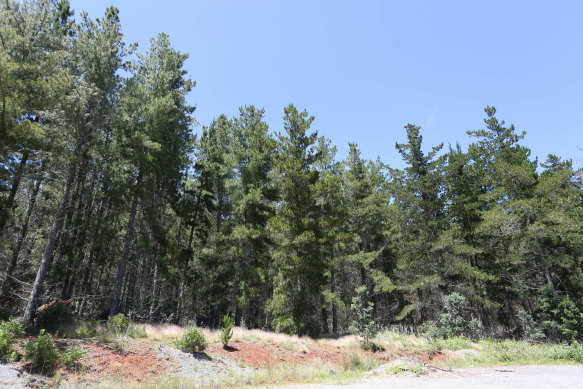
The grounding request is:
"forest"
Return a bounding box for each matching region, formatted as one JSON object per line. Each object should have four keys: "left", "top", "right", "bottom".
{"left": 1, "top": 0, "right": 582, "bottom": 341}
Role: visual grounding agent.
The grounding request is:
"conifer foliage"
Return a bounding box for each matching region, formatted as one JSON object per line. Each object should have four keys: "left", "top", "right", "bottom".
{"left": 0, "top": 1, "right": 582, "bottom": 342}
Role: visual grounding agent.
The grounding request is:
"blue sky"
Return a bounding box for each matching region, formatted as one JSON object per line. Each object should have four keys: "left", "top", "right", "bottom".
{"left": 69, "top": 0, "right": 583, "bottom": 169}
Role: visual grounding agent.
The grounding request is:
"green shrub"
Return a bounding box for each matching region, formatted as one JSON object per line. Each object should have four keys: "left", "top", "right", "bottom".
{"left": 108, "top": 313, "right": 130, "bottom": 336}
{"left": 175, "top": 327, "right": 207, "bottom": 354}
{"left": 74, "top": 321, "right": 98, "bottom": 339}
{"left": 349, "top": 286, "right": 379, "bottom": 348}
{"left": 538, "top": 286, "right": 583, "bottom": 342}
{"left": 107, "top": 314, "right": 146, "bottom": 338}
{"left": 220, "top": 315, "right": 234, "bottom": 348}
{"left": 424, "top": 293, "right": 479, "bottom": 339}
{"left": 517, "top": 309, "right": 545, "bottom": 343}
{"left": 0, "top": 319, "right": 25, "bottom": 361}
{"left": 35, "top": 302, "right": 74, "bottom": 331}
{"left": 22, "top": 329, "right": 60, "bottom": 373}
{"left": 60, "top": 346, "right": 85, "bottom": 369}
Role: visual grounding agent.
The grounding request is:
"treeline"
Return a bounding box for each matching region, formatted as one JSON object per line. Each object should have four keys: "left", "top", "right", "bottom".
{"left": 1, "top": 1, "right": 582, "bottom": 338}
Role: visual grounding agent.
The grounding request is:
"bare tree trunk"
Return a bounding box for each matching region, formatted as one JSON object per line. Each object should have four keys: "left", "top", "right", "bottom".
{"left": 331, "top": 267, "right": 337, "bottom": 334}
{"left": 23, "top": 163, "right": 76, "bottom": 322}
{"left": 109, "top": 171, "right": 141, "bottom": 317}
{"left": 0, "top": 174, "right": 42, "bottom": 301}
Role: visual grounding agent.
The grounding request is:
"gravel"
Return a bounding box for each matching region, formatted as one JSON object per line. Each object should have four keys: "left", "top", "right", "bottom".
{"left": 157, "top": 344, "right": 252, "bottom": 386}
{"left": 0, "top": 363, "right": 25, "bottom": 389}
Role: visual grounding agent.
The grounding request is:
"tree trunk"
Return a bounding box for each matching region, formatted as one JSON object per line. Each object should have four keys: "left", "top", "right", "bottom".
{"left": 23, "top": 163, "right": 76, "bottom": 323}
{"left": 0, "top": 151, "right": 28, "bottom": 237}
{"left": 0, "top": 174, "right": 42, "bottom": 301}
{"left": 331, "top": 267, "right": 337, "bottom": 334}
{"left": 109, "top": 171, "right": 141, "bottom": 317}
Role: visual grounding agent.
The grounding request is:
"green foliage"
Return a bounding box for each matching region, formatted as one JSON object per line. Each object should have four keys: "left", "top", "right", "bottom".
{"left": 425, "top": 293, "right": 479, "bottom": 339}
{"left": 175, "top": 328, "right": 207, "bottom": 354}
{"left": 538, "top": 286, "right": 583, "bottom": 342}
{"left": 220, "top": 315, "right": 234, "bottom": 348}
{"left": 22, "top": 329, "right": 60, "bottom": 373}
{"left": 0, "top": 319, "right": 25, "bottom": 361}
{"left": 35, "top": 302, "right": 74, "bottom": 331}
{"left": 107, "top": 314, "right": 146, "bottom": 338}
{"left": 517, "top": 309, "right": 545, "bottom": 343}
{"left": 74, "top": 321, "right": 99, "bottom": 339}
{"left": 60, "top": 346, "right": 85, "bottom": 369}
{"left": 110, "top": 342, "right": 126, "bottom": 354}
{"left": 349, "top": 286, "right": 379, "bottom": 348}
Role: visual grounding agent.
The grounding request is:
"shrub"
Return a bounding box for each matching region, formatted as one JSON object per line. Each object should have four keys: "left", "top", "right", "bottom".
{"left": 22, "top": 329, "right": 60, "bottom": 373}
{"left": 108, "top": 313, "right": 130, "bottom": 336}
{"left": 60, "top": 346, "right": 85, "bottom": 369}
{"left": 0, "top": 319, "right": 24, "bottom": 361}
{"left": 424, "top": 293, "right": 479, "bottom": 339}
{"left": 538, "top": 286, "right": 583, "bottom": 342}
{"left": 107, "top": 314, "right": 146, "bottom": 338}
{"left": 349, "top": 285, "right": 379, "bottom": 348}
{"left": 220, "top": 315, "right": 234, "bottom": 348}
{"left": 517, "top": 309, "right": 545, "bottom": 343}
{"left": 35, "top": 302, "right": 74, "bottom": 331}
{"left": 175, "top": 327, "right": 207, "bottom": 354}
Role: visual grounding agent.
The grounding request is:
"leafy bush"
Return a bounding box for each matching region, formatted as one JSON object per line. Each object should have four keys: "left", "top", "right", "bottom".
{"left": 424, "top": 293, "right": 479, "bottom": 339}
{"left": 349, "top": 286, "right": 379, "bottom": 348}
{"left": 220, "top": 315, "right": 234, "bottom": 348}
{"left": 60, "top": 346, "right": 85, "bottom": 369}
{"left": 107, "top": 313, "right": 146, "bottom": 338}
{"left": 22, "top": 329, "right": 60, "bottom": 373}
{"left": 0, "top": 319, "right": 25, "bottom": 361}
{"left": 174, "top": 327, "right": 207, "bottom": 354}
{"left": 517, "top": 309, "right": 545, "bottom": 343}
{"left": 35, "top": 302, "right": 74, "bottom": 331}
{"left": 538, "top": 286, "right": 583, "bottom": 342}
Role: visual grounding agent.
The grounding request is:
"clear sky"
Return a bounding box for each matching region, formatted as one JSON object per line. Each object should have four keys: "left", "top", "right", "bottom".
{"left": 69, "top": 0, "right": 583, "bottom": 169}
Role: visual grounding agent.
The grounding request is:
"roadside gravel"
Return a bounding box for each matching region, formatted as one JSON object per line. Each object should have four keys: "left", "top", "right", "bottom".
{"left": 157, "top": 344, "right": 252, "bottom": 386}
{"left": 0, "top": 364, "right": 25, "bottom": 389}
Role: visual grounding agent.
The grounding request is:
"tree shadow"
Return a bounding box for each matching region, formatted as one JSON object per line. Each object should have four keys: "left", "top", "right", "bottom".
{"left": 223, "top": 345, "right": 239, "bottom": 352}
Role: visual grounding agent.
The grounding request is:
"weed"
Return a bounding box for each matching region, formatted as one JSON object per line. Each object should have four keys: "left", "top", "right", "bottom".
{"left": 0, "top": 319, "right": 24, "bottom": 361}
{"left": 61, "top": 346, "right": 85, "bottom": 370}
{"left": 22, "top": 329, "right": 60, "bottom": 373}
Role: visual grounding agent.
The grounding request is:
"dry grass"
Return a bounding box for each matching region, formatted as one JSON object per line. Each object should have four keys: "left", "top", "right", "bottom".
{"left": 143, "top": 324, "right": 185, "bottom": 341}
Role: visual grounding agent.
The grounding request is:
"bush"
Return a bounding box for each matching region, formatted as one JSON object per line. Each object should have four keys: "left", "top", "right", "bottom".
{"left": 0, "top": 319, "right": 25, "bottom": 361}
{"left": 22, "top": 329, "right": 60, "bottom": 373}
{"left": 175, "top": 327, "right": 207, "bottom": 354}
{"left": 107, "top": 314, "right": 146, "bottom": 338}
{"left": 538, "top": 286, "right": 583, "bottom": 343}
{"left": 518, "top": 309, "right": 545, "bottom": 343}
{"left": 349, "top": 286, "right": 379, "bottom": 348}
{"left": 220, "top": 315, "right": 234, "bottom": 348}
{"left": 35, "top": 302, "right": 74, "bottom": 331}
{"left": 60, "top": 346, "right": 85, "bottom": 370}
{"left": 424, "top": 293, "right": 479, "bottom": 339}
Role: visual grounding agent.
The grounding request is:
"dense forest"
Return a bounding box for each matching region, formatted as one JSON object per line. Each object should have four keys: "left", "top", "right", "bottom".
{"left": 1, "top": 1, "right": 582, "bottom": 339}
